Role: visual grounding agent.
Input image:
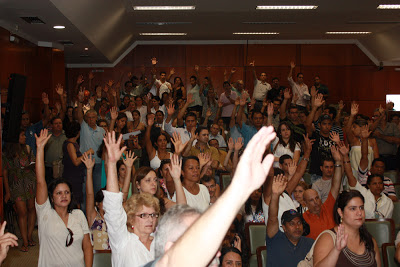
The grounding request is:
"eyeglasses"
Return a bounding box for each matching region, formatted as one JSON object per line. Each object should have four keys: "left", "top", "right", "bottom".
{"left": 66, "top": 228, "right": 74, "bottom": 247}
{"left": 136, "top": 213, "right": 159, "bottom": 219}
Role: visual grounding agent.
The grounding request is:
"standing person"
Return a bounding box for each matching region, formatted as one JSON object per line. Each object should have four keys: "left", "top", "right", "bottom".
{"left": 288, "top": 61, "right": 310, "bottom": 108}
{"left": 187, "top": 66, "right": 203, "bottom": 115}
{"left": 77, "top": 89, "right": 106, "bottom": 194}
{"left": 267, "top": 77, "right": 285, "bottom": 101}
{"left": 63, "top": 121, "right": 94, "bottom": 208}
{"left": 249, "top": 61, "right": 271, "bottom": 111}
{"left": 3, "top": 130, "right": 36, "bottom": 252}
{"left": 313, "top": 191, "right": 381, "bottom": 267}
{"left": 155, "top": 72, "right": 172, "bottom": 98}
{"left": 279, "top": 89, "right": 306, "bottom": 143}
{"left": 313, "top": 75, "right": 329, "bottom": 99}
{"left": 172, "top": 76, "right": 186, "bottom": 100}
{"left": 35, "top": 129, "right": 93, "bottom": 266}
{"left": 219, "top": 81, "right": 238, "bottom": 126}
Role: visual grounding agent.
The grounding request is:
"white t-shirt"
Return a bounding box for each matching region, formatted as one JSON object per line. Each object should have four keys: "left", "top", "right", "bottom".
{"left": 103, "top": 191, "right": 155, "bottom": 267}
{"left": 272, "top": 137, "right": 301, "bottom": 168}
{"left": 155, "top": 79, "right": 171, "bottom": 98}
{"left": 35, "top": 198, "right": 90, "bottom": 267}
{"left": 172, "top": 184, "right": 210, "bottom": 212}
{"left": 312, "top": 178, "right": 332, "bottom": 203}
{"left": 136, "top": 106, "right": 148, "bottom": 124}
{"left": 262, "top": 192, "right": 296, "bottom": 231}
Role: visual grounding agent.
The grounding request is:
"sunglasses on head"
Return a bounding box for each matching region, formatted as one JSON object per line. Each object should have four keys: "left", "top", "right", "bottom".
{"left": 66, "top": 228, "right": 74, "bottom": 247}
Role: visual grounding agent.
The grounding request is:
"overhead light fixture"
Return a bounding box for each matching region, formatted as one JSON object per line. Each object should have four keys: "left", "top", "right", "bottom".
{"left": 325, "top": 31, "right": 371, "bottom": 34}
{"left": 377, "top": 4, "right": 400, "bottom": 9}
{"left": 256, "top": 5, "right": 318, "bottom": 10}
{"left": 84, "top": 47, "right": 88, "bottom": 51}
{"left": 53, "top": 25, "right": 65, "bottom": 29}
{"left": 139, "top": 33, "right": 187, "bottom": 36}
{"left": 233, "top": 32, "right": 280, "bottom": 35}
{"left": 133, "top": 6, "right": 195, "bottom": 11}
{"left": 136, "top": 22, "right": 192, "bottom": 26}
{"left": 242, "top": 21, "right": 296, "bottom": 24}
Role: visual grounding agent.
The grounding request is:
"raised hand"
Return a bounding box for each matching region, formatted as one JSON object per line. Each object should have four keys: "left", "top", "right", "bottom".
{"left": 330, "top": 145, "right": 342, "bottom": 162}
{"left": 111, "top": 88, "right": 117, "bottom": 97}
{"left": 249, "top": 60, "right": 255, "bottom": 67}
{"left": 272, "top": 174, "right": 288, "bottom": 195}
{"left": 351, "top": 102, "right": 359, "bottom": 116}
{"left": 228, "top": 138, "right": 234, "bottom": 151}
{"left": 42, "top": 92, "right": 49, "bottom": 105}
{"left": 88, "top": 72, "right": 94, "bottom": 80}
{"left": 360, "top": 125, "right": 371, "bottom": 139}
{"left": 250, "top": 98, "right": 256, "bottom": 107}
{"left": 151, "top": 57, "right": 158, "bottom": 65}
{"left": 55, "top": 102, "right": 62, "bottom": 113}
{"left": 329, "top": 131, "right": 340, "bottom": 143}
{"left": 310, "top": 86, "right": 318, "bottom": 97}
{"left": 303, "top": 134, "right": 315, "bottom": 155}
{"left": 104, "top": 131, "right": 127, "bottom": 164}
{"left": 76, "top": 74, "right": 84, "bottom": 85}
{"left": 166, "top": 154, "right": 182, "bottom": 181}
{"left": 194, "top": 65, "right": 199, "bottom": 72}
{"left": 283, "top": 88, "right": 291, "bottom": 99}
{"left": 338, "top": 141, "right": 349, "bottom": 156}
{"left": 78, "top": 88, "right": 85, "bottom": 102}
{"left": 123, "top": 150, "right": 137, "bottom": 168}
{"left": 0, "top": 221, "right": 18, "bottom": 263}
{"left": 127, "top": 72, "right": 133, "bottom": 79}
{"left": 290, "top": 61, "right": 296, "bottom": 69}
{"left": 110, "top": 106, "right": 118, "bottom": 121}
{"left": 169, "top": 68, "right": 175, "bottom": 75}
{"left": 338, "top": 100, "right": 345, "bottom": 111}
{"left": 186, "top": 93, "right": 194, "bottom": 104}
{"left": 82, "top": 152, "right": 95, "bottom": 169}
{"left": 287, "top": 160, "right": 297, "bottom": 177}
{"left": 198, "top": 152, "right": 211, "bottom": 169}
{"left": 206, "top": 66, "right": 212, "bottom": 72}
{"left": 55, "top": 83, "right": 64, "bottom": 96}
{"left": 267, "top": 102, "right": 274, "bottom": 116}
{"left": 147, "top": 113, "right": 155, "bottom": 126}
{"left": 88, "top": 97, "right": 95, "bottom": 108}
{"left": 107, "top": 80, "right": 114, "bottom": 88}
{"left": 205, "top": 109, "right": 213, "bottom": 118}
{"left": 231, "top": 67, "right": 236, "bottom": 74}
{"left": 167, "top": 103, "right": 175, "bottom": 117}
{"left": 96, "top": 86, "right": 102, "bottom": 98}
{"left": 171, "top": 132, "right": 188, "bottom": 155}
{"left": 35, "top": 129, "right": 52, "bottom": 149}
{"left": 313, "top": 93, "right": 325, "bottom": 108}
{"left": 335, "top": 224, "right": 348, "bottom": 251}
{"left": 234, "top": 137, "right": 243, "bottom": 151}
{"left": 235, "top": 98, "right": 240, "bottom": 106}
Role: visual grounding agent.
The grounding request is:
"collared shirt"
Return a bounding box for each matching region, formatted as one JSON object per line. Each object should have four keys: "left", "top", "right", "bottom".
{"left": 164, "top": 121, "right": 192, "bottom": 144}
{"left": 357, "top": 166, "right": 396, "bottom": 198}
{"left": 303, "top": 192, "right": 336, "bottom": 240}
{"left": 80, "top": 120, "right": 105, "bottom": 164}
{"left": 375, "top": 122, "right": 400, "bottom": 155}
{"left": 253, "top": 79, "right": 271, "bottom": 101}
{"left": 288, "top": 77, "right": 309, "bottom": 107}
{"left": 238, "top": 123, "right": 258, "bottom": 147}
{"left": 209, "top": 133, "right": 227, "bottom": 148}
{"left": 189, "top": 144, "right": 219, "bottom": 163}
{"left": 44, "top": 132, "right": 67, "bottom": 167}
{"left": 219, "top": 91, "right": 238, "bottom": 117}
{"left": 350, "top": 181, "right": 394, "bottom": 219}
{"left": 266, "top": 230, "right": 314, "bottom": 267}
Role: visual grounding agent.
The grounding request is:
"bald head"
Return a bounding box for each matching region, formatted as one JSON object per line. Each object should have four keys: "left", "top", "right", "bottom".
{"left": 303, "top": 189, "right": 322, "bottom": 215}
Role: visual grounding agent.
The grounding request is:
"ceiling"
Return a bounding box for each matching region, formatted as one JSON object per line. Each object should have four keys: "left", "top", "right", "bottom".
{"left": 1, "top": 0, "right": 400, "bottom": 66}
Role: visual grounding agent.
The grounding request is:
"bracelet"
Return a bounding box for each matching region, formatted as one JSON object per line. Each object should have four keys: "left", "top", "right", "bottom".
{"left": 334, "top": 164, "right": 342, "bottom": 167}
{"left": 303, "top": 158, "right": 310, "bottom": 162}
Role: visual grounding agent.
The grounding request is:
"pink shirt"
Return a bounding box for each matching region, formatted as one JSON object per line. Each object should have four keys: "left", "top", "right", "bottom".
{"left": 219, "top": 91, "right": 238, "bottom": 117}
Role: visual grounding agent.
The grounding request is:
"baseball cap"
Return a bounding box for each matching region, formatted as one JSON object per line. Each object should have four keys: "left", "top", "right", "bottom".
{"left": 319, "top": 114, "right": 332, "bottom": 122}
{"left": 281, "top": 209, "right": 302, "bottom": 225}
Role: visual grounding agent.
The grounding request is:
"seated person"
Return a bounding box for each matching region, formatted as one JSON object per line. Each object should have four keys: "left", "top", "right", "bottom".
{"left": 341, "top": 138, "right": 394, "bottom": 219}
{"left": 200, "top": 175, "right": 220, "bottom": 205}
{"left": 302, "top": 146, "right": 343, "bottom": 240}
{"left": 266, "top": 174, "right": 314, "bottom": 267}
{"left": 396, "top": 231, "right": 400, "bottom": 263}
{"left": 219, "top": 247, "right": 242, "bottom": 267}
{"left": 238, "top": 187, "right": 264, "bottom": 223}
{"left": 311, "top": 158, "right": 343, "bottom": 203}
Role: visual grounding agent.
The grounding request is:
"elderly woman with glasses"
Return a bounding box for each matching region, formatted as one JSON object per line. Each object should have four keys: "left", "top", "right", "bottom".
{"left": 35, "top": 129, "right": 93, "bottom": 266}
{"left": 102, "top": 132, "right": 161, "bottom": 266}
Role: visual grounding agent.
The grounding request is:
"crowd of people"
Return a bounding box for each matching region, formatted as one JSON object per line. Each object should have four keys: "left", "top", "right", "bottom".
{"left": 2, "top": 58, "right": 400, "bottom": 266}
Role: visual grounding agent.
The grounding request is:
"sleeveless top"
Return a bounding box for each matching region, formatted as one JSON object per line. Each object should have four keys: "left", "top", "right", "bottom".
{"left": 149, "top": 151, "right": 172, "bottom": 170}
{"left": 90, "top": 211, "right": 110, "bottom": 250}
{"left": 62, "top": 140, "right": 85, "bottom": 181}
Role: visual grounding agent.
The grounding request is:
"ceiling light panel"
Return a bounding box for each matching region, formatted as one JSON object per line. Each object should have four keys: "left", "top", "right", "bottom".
{"left": 256, "top": 5, "right": 318, "bottom": 10}
{"left": 325, "top": 31, "right": 371, "bottom": 34}
{"left": 53, "top": 25, "right": 65, "bottom": 29}
{"left": 133, "top": 6, "right": 195, "bottom": 11}
{"left": 136, "top": 22, "right": 192, "bottom": 26}
{"left": 377, "top": 4, "right": 400, "bottom": 9}
{"left": 139, "top": 33, "right": 187, "bottom": 36}
{"left": 242, "top": 21, "right": 296, "bottom": 24}
{"left": 233, "top": 32, "right": 280, "bottom": 35}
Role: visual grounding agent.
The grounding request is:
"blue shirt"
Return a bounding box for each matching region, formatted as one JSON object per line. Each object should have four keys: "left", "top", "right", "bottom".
{"left": 266, "top": 230, "right": 313, "bottom": 267}
{"left": 25, "top": 120, "right": 44, "bottom": 155}
{"left": 238, "top": 123, "right": 258, "bottom": 147}
{"left": 79, "top": 120, "right": 105, "bottom": 164}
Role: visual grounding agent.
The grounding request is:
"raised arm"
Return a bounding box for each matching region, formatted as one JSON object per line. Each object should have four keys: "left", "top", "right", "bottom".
{"left": 82, "top": 153, "right": 96, "bottom": 225}
{"left": 104, "top": 132, "right": 127, "bottom": 193}
{"left": 314, "top": 224, "right": 348, "bottom": 267}
{"left": 345, "top": 102, "right": 358, "bottom": 144}
{"left": 359, "top": 125, "right": 371, "bottom": 170}
{"left": 177, "top": 94, "right": 194, "bottom": 121}
{"left": 249, "top": 61, "right": 257, "bottom": 81}
{"left": 279, "top": 88, "right": 291, "bottom": 120}
{"left": 267, "top": 174, "right": 287, "bottom": 238}
{"left": 157, "top": 126, "right": 276, "bottom": 267}
{"left": 41, "top": 92, "right": 50, "bottom": 127}
{"left": 145, "top": 114, "right": 156, "bottom": 159}
{"left": 167, "top": 154, "right": 187, "bottom": 205}
{"left": 76, "top": 89, "right": 85, "bottom": 124}
{"left": 339, "top": 142, "right": 357, "bottom": 187}
{"left": 182, "top": 128, "right": 196, "bottom": 157}
{"left": 236, "top": 97, "right": 246, "bottom": 127}
{"left": 288, "top": 61, "right": 295, "bottom": 81}
{"left": 109, "top": 107, "right": 118, "bottom": 132}
{"left": 55, "top": 83, "right": 67, "bottom": 121}
{"left": 226, "top": 67, "right": 236, "bottom": 83}
{"left": 330, "top": 145, "right": 344, "bottom": 199}
{"left": 194, "top": 65, "right": 201, "bottom": 85}
{"left": 171, "top": 132, "right": 188, "bottom": 157}
{"left": 305, "top": 94, "right": 325, "bottom": 136}
{"left": 122, "top": 151, "right": 137, "bottom": 202}
{"left": 35, "top": 129, "right": 52, "bottom": 205}
{"left": 232, "top": 137, "right": 243, "bottom": 174}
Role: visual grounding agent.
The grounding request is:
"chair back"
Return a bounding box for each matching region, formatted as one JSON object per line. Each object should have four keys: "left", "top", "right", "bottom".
{"left": 365, "top": 219, "right": 395, "bottom": 248}
{"left": 392, "top": 201, "right": 400, "bottom": 233}
{"left": 220, "top": 172, "right": 232, "bottom": 192}
{"left": 385, "top": 171, "right": 398, "bottom": 183}
{"left": 256, "top": 246, "right": 267, "bottom": 267}
{"left": 93, "top": 250, "right": 112, "bottom": 267}
{"left": 381, "top": 243, "right": 399, "bottom": 267}
{"left": 245, "top": 222, "right": 266, "bottom": 255}
{"left": 395, "top": 184, "right": 400, "bottom": 199}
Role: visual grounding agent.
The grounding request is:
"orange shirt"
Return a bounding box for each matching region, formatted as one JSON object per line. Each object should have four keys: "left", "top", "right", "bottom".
{"left": 303, "top": 191, "right": 336, "bottom": 240}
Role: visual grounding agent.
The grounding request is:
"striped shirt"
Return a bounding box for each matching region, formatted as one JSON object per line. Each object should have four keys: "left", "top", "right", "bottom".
{"left": 357, "top": 166, "right": 396, "bottom": 198}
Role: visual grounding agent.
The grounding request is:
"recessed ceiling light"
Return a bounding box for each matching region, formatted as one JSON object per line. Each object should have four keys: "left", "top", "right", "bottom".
{"left": 256, "top": 5, "right": 318, "bottom": 10}
{"left": 53, "top": 25, "right": 65, "bottom": 29}
{"left": 136, "top": 22, "right": 192, "bottom": 26}
{"left": 133, "top": 6, "right": 195, "bottom": 11}
{"left": 139, "top": 33, "right": 187, "bottom": 36}
{"left": 233, "top": 32, "right": 280, "bottom": 35}
{"left": 325, "top": 31, "right": 371, "bottom": 34}
{"left": 84, "top": 47, "right": 88, "bottom": 51}
{"left": 242, "top": 21, "right": 296, "bottom": 24}
{"left": 377, "top": 4, "right": 400, "bottom": 9}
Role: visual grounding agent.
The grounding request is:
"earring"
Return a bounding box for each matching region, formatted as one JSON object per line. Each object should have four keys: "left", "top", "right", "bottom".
{"left": 131, "top": 225, "right": 134, "bottom": 230}
{"left": 340, "top": 216, "right": 343, "bottom": 224}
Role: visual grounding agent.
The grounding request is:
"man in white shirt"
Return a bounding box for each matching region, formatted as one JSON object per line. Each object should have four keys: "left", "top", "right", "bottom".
{"left": 219, "top": 81, "right": 238, "bottom": 126}
{"left": 250, "top": 61, "right": 271, "bottom": 111}
{"left": 155, "top": 72, "right": 172, "bottom": 98}
{"left": 209, "top": 123, "right": 227, "bottom": 148}
{"left": 288, "top": 61, "right": 309, "bottom": 108}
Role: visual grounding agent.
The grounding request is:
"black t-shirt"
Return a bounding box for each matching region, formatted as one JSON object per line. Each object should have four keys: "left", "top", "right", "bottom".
{"left": 267, "top": 86, "right": 285, "bottom": 101}
{"left": 309, "top": 132, "right": 335, "bottom": 176}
